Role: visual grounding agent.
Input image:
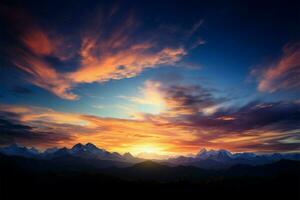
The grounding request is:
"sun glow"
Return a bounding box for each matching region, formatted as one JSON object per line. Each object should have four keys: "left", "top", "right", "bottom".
{"left": 126, "top": 144, "right": 178, "bottom": 159}
{"left": 129, "top": 144, "right": 164, "bottom": 155}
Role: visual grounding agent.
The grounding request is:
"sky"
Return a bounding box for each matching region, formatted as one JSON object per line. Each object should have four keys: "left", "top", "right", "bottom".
{"left": 0, "top": 0, "right": 299, "bottom": 157}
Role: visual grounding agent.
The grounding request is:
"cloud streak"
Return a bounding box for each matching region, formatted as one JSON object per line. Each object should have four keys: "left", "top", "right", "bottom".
{"left": 252, "top": 42, "right": 300, "bottom": 93}
{"left": 2, "top": 5, "right": 198, "bottom": 100}
{"left": 0, "top": 90, "right": 299, "bottom": 153}
{"left": 116, "top": 80, "right": 300, "bottom": 153}
{"left": 124, "top": 80, "right": 224, "bottom": 117}
{"left": 0, "top": 110, "right": 74, "bottom": 146}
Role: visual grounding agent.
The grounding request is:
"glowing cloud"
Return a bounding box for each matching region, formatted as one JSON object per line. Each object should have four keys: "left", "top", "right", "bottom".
{"left": 13, "top": 51, "right": 77, "bottom": 100}
{"left": 253, "top": 42, "right": 300, "bottom": 92}
{"left": 1, "top": 94, "right": 298, "bottom": 153}
{"left": 4, "top": 6, "right": 194, "bottom": 100}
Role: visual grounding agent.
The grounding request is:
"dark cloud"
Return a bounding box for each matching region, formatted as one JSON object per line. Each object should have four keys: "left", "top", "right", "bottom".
{"left": 189, "top": 101, "right": 300, "bottom": 133}
{"left": 145, "top": 82, "right": 300, "bottom": 152}
{"left": 240, "top": 140, "right": 300, "bottom": 152}
{"left": 0, "top": 111, "right": 74, "bottom": 146}
{"left": 133, "top": 80, "right": 299, "bottom": 152}
{"left": 162, "top": 84, "right": 225, "bottom": 115}
{"left": 164, "top": 100, "right": 300, "bottom": 152}
{"left": 0, "top": 116, "right": 32, "bottom": 144}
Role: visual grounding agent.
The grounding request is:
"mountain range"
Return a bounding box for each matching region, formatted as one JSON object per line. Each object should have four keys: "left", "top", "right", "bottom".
{"left": 166, "top": 148, "right": 300, "bottom": 169}
{"left": 0, "top": 143, "right": 299, "bottom": 169}
{"left": 1, "top": 143, "right": 300, "bottom": 199}
{"left": 0, "top": 143, "right": 140, "bottom": 161}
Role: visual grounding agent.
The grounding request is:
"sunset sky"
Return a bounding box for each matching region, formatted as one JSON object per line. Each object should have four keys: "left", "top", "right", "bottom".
{"left": 0, "top": 0, "right": 299, "bottom": 156}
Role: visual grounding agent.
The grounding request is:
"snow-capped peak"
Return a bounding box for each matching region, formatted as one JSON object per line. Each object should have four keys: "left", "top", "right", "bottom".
{"left": 196, "top": 149, "right": 232, "bottom": 160}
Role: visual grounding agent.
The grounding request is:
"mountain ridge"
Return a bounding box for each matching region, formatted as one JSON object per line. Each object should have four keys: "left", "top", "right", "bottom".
{"left": 0, "top": 143, "right": 299, "bottom": 169}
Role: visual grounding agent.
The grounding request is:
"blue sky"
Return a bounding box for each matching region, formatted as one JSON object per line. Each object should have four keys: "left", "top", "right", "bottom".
{"left": 0, "top": 0, "right": 299, "bottom": 153}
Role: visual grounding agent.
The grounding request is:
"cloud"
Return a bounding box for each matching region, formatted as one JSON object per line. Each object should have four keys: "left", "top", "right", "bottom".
{"left": 69, "top": 40, "right": 186, "bottom": 83}
{"left": 2, "top": 5, "right": 200, "bottom": 100}
{"left": 0, "top": 99, "right": 299, "bottom": 153}
{"left": 0, "top": 104, "right": 189, "bottom": 152}
{"left": 92, "top": 105, "right": 105, "bottom": 109}
{"left": 67, "top": 12, "right": 187, "bottom": 84}
{"left": 162, "top": 84, "right": 223, "bottom": 116}
{"left": 252, "top": 42, "right": 300, "bottom": 92}
{"left": 12, "top": 50, "right": 78, "bottom": 100}
{"left": 188, "top": 101, "right": 300, "bottom": 132}
{"left": 119, "top": 80, "right": 165, "bottom": 107}
{"left": 2, "top": 4, "right": 298, "bottom": 153}
{"left": 118, "top": 80, "right": 224, "bottom": 120}
{"left": 22, "top": 29, "right": 55, "bottom": 56}
{"left": 170, "top": 100, "right": 300, "bottom": 152}
{"left": 119, "top": 80, "right": 300, "bottom": 152}
{"left": 1, "top": 5, "right": 78, "bottom": 100}
{"left": 0, "top": 111, "right": 74, "bottom": 146}
{"left": 125, "top": 80, "right": 224, "bottom": 117}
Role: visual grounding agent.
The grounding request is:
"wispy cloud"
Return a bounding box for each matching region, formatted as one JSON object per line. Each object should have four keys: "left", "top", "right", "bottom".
{"left": 92, "top": 105, "right": 105, "bottom": 109}
{"left": 119, "top": 80, "right": 165, "bottom": 107}
{"left": 13, "top": 50, "right": 77, "bottom": 100}
{"left": 252, "top": 42, "right": 300, "bottom": 92}
{"left": 1, "top": 5, "right": 78, "bottom": 100}
{"left": 124, "top": 80, "right": 224, "bottom": 117}
{"left": 2, "top": 5, "right": 201, "bottom": 100}
{"left": 1, "top": 86, "right": 299, "bottom": 153}
{"left": 0, "top": 109, "right": 75, "bottom": 147}
{"left": 0, "top": 104, "right": 191, "bottom": 153}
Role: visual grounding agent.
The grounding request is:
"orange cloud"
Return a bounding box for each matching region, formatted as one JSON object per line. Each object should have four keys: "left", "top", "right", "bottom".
{"left": 22, "top": 28, "right": 75, "bottom": 61}
{"left": 69, "top": 33, "right": 186, "bottom": 84}
{"left": 22, "top": 29, "right": 54, "bottom": 56}
{"left": 253, "top": 42, "right": 300, "bottom": 92}
{"left": 217, "top": 116, "right": 235, "bottom": 121}
{"left": 6, "top": 7, "right": 188, "bottom": 100}
{"left": 0, "top": 104, "right": 195, "bottom": 154}
{"left": 13, "top": 50, "right": 78, "bottom": 100}
{"left": 128, "top": 80, "right": 165, "bottom": 106}
{"left": 1, "top": 5, "right": 78, "bottom": 100}
{"left": 1, "top": 102, "right": 299, "bottom": 154}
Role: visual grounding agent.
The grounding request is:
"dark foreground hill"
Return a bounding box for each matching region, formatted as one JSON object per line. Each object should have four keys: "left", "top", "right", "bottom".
{"left": 0, "top": 153, "right": 299, "bottom": 199}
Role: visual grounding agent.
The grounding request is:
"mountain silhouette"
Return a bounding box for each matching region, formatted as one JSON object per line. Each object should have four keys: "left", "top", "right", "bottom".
{"left": 0, "top": 143, "right": 299, "bottom": 170}
{"left": 0, "top": 152, "right": 299, "bottom": 199}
